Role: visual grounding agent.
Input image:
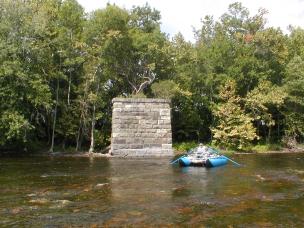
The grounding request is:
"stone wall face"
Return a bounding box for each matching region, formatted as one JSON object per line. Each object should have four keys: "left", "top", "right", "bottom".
{"left": 111, "top": 98, "right": 173, "bottom": 157}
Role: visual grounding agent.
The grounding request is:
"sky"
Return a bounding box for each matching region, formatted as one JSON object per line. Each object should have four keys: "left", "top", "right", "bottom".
{"left": 77, "top": 0, "right": 304, "bottom": 42}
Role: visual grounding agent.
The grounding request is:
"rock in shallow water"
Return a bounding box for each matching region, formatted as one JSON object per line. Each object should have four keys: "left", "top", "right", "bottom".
{"left": 49, "top": 199, "right": 72, "bottom": 209}
{"left": 29, "top": 198, "right": 49, "bottom": 204}
{"left": 11, "top": 207, "right": 22, "bottom": 214}
{"left": 27, "top": 193, "right": 36, "bottom": 197}
{"left": 54, "top": 199, "right": 71, "bottom": 205}
{"left": 95, "top": 183, "right": 109, "bottom": 188}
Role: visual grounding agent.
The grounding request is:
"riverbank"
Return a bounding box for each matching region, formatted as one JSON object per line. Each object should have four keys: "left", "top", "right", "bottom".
{"left": 173, "top": 141, "right": 304, "bottom": 155}
{"left": 1, "top": 143, "right": 304, "bottom": 158}
{"left": 39, "top": 147, "right": 304, "bottom": 158}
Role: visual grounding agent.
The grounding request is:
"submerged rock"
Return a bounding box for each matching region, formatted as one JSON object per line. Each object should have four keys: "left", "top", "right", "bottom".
{"left": 27, "top": 193, "right": 36, "bottom": 197}
{"left": 95, "top": 183, "right": 109, "bottom": 188}
{"left": 255, "top": 174, "right": 266, "bottom": 181}
{"left": 29, "top": 198, "right": 49, "bottom": 204}
{"left": 49, "top": 199, "right": 72, "bottom": 209}
{"left": 28, "top": 206, "right": 39, "bottom": 210}
{"left": 292, "top": 169, "right": 304, "bottom": 175}
{"left": 11, "top": 207, "right": 22, "bottom": 214}
{"left": 127, "top": 210, "right": 143, "bottom": 216}
{"left": 199, "top": 201, "right": 214, "bottom": 207}
{"left": 83, "top": 187, "right": 92, "bottom": 192}
{"left": 54, "top": 199, "right": 71, "bottom": 205}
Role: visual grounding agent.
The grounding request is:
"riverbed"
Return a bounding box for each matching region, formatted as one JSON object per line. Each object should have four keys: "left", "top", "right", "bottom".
{"left": 1, "top": 154, "right": 304, "bottom": 227}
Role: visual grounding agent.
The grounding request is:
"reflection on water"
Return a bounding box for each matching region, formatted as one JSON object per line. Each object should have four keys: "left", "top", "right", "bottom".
{"left": 0, "top": 154, "right": 304, "bottom": 226}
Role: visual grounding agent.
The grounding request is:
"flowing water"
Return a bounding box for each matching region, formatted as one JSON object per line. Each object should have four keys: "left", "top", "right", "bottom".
{"left": 1, "top": 153, "right": 304, "bottom": 227}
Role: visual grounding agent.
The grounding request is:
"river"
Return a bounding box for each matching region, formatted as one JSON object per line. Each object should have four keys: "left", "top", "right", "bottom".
{"left": 0, "top": 153, "right": 304, "bottom": 227}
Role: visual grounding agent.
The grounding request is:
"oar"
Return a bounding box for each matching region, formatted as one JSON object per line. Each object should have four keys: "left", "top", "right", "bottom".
{"left": 170, "top": 148, "right": 195, "bottom": 164}
{"left": 210, "top": 147, "right": 242, "bottom": 167}
{"left": 170, "top": 155, "right": 186, "bottom": 164}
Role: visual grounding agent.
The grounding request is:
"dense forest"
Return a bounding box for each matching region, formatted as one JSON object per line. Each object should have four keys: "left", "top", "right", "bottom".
{"left": 1, "top": 0, "right": 304, "bottom": 153}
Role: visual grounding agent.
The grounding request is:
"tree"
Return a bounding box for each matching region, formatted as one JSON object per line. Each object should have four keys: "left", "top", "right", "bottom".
{"left": 254, "top": 28, "right": 289, "bottom": 84}
{"left": 126, "top": 4, "right": 172, "bottom": 95}
{"left": 284, "top": 56, "right": 304, "bottom": 142}
{"left": 245, "top": 80, "right": 286, "bottom": 142}
{"left": 0, "top": 0, "right": 52, "bottom": 149}
{"left": 212, "top": 80, "right": 257, "bottom": 149}
{"left": 287, "top": 27, "right": 304, "bottom": 58}
{"left": 55, "top": 0, "right": 85, "bottom": 150}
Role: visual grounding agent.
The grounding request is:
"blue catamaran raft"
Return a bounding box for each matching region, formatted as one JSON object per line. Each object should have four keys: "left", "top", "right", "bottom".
{"left": 171, "top": 144, "right": 241, "bottom": 168}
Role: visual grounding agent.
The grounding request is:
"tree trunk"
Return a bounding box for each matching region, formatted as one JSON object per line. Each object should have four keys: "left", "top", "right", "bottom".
{"left": 46, "top": 116, "right": 51, "bottom": 145}
{"left": 79, "top": 132, "right": 83, "bottom": 151}
{"left": 49, "top": 78, "right": 59, "bottom": 153}
{"left": 277, "top": 116, "right": 280, "bottom": 139}
{"left": 88, "top": 67, "right": 100, "bottom": 154}
{"left": 62, "top": 137, "right": 66, "bottom": 151}
{"left": 76, "top": 120, "right": 82, "bottom": 151}
{"left": 89, "top": 103, "right": 96, "bottom": 153}
{"left": 267, "top": 127, "right": 271, "bottom": 144}
{"left": 67, "top": 71, "right": 71, "bottom": 106}
{"left": 76, "top": 72, "right": 89, "bottom": 152}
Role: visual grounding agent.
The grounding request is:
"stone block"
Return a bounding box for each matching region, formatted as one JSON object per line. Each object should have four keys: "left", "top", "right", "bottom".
{"left": 130, "top": 144, "right": 144, "bottom": 149}
{"left": 162, "top": 144, "right": 172, "bottom": 149}
{"left": 149, "top": 144, "right": 162, "bottom": 148}
{"left": 113, "top": 108, "right": 122, "bottom": 112}
{"left": 146, "top": 129, "right": 157, "bottom": 133}
{"left": 160, "top": 109, "right": 170, "bottom": 115}
{"left": 162, "top": 124, "right": 172, "bottom": 129}
{"left": 113, "top": 139, "right": 126, "bottom": 144}
{"left": 161, "top": 115, "right": 170, "bottom": 120}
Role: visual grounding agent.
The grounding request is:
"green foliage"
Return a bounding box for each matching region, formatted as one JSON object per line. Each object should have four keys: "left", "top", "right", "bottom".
{"left": 0, "top": 111, "right": 32, "bottom": 145}
{"left": 130, "top": 3, "right": 161, "bottom": 33}
{"left": 212, "top": 80, "right": 258, "bottom": 149}
{"left": 251, "top": 143, "right": 282, "bottom": 152}
{"left": 283, "top": 55, "right": 304, "bottom": 140}
{"left": 151, "top": 80, "right": 185, "bottom": 99}
{"left": 129, "top": 92, "right": 147, "bottom": 98}
{"left": 245, "top": 80, "right": 287, "bottom": 141}
{"left": 1, "top": 1, "right": 304, "bottom": 152}
{"left": 173, "top": 141, "right": 198, "bottom": 153}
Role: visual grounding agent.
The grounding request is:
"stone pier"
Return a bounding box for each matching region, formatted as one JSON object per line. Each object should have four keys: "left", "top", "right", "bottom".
{"left": 111, "top": 98, "right": 173, "bottom": 157}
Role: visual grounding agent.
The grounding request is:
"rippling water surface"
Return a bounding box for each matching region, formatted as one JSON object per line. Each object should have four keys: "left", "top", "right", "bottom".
{"left": 1, "top": 153, "right": 304, "bottom": 227}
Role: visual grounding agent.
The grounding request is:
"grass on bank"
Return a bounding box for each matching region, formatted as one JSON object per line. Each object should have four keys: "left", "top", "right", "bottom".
{"left": 173, "top": 141, "right": 286, "bottom": 155}
{"left": 173, "top": 141, "right": 234, "bottom": 155}
{"left": 250, "top": 143, "right": 282, "bottom": 153}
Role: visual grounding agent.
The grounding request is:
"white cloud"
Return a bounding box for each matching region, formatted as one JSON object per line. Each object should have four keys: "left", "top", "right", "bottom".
{"left": 77, "top": 0, "right": 304, "bottom": 42}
